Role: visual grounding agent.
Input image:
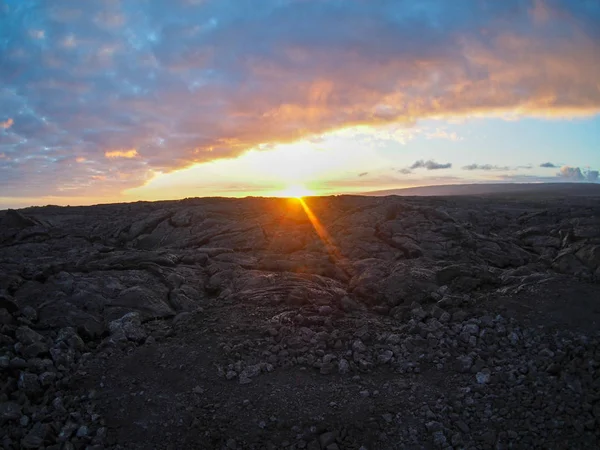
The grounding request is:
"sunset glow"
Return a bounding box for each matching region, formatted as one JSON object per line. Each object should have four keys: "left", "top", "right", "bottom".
{"left": 0, "top": 0, "right": 599, "bottom": 209}
{"left": 276, "top": 185, "right": 314, "bottom": 199}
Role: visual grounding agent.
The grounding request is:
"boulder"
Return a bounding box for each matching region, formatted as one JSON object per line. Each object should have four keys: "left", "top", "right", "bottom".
{"left": 108, "top": 312, "right": 147, "bottom": 343}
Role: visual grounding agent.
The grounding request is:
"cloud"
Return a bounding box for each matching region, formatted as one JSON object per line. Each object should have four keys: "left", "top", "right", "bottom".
{"left": 427, "top": 129, "right": 462, "bottom": 141}
{"left": 558, "top": 166, "right": 599, "bottom": 182}
{"left": 358, "top": 172, "right": 368, "bottom": 177}
{"left": 540, "top": 162, "right": 557, "bottom": 168}
{"left": 462, "top": 164, "right": 510, "bottom": 171}
{"left": 410, "top": 160, "right": 452, "bottom": 170}
{"left": 0, "top": 0, "right": 600, "bottom": 197}
{"left": 485, "top": 165, "right": 600, "bottom": 183}
{"left": 589, "top": 171, "right": 600, "bottom": 182}
{"left": 1, "top": 118, "right": 14, "bottom": 129}
{"left": 558, "top": 166, "right": 585, "bottom": 180}
{"left": 398, "top": 168, "right": 413, "bottom": 175}
{"left": 104, "top": 149, "right": 139, "bottom": 159}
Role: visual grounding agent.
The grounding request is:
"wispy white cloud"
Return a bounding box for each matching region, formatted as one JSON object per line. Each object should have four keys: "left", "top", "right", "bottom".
{"left": 427, "top": 129, "right": 462, "bottom": 141}
{"left": 463, "top": 164, "right": 510, "bottom": 171}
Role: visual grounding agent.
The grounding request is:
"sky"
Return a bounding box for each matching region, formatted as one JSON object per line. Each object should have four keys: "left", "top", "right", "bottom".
{"left": 0, "top": 0, "right": 599, "bottom": 208}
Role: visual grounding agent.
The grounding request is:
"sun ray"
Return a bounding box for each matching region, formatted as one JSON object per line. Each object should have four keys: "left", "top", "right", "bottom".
{"left": 297, "top": 197, "right": 349, "bottom": 273}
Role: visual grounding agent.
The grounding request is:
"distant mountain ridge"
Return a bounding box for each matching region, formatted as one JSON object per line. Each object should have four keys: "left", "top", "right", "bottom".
{"left": 363, "top": 182, "right": 600, "bottom": 197}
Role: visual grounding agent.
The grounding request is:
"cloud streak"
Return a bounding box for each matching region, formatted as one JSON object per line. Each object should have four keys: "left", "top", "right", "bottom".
{"left": 410, "top": 160, "right": 452, "bottom": 170}
{"left": 463, "top": 164, "right": 510, "bottom": 171}
{"left": 0, "top": 0, "right": 599, "bottom": 197}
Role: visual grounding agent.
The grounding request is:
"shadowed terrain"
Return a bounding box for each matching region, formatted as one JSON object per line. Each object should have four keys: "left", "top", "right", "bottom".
{"left": 365, "top": 182, "right": 600, "bottom": 197}
{"left": 1, "top": 193, "right": 599, "bottom": 449}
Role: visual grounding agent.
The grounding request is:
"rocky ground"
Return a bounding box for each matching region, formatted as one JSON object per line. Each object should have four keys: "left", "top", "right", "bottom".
{"left": 1, "top": 193, "right": 599, "bottom": 450}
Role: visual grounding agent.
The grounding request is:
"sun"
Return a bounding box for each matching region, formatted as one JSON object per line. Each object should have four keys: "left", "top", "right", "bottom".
{"left": 276, "top": 184, "right": 314, "bottom": 198}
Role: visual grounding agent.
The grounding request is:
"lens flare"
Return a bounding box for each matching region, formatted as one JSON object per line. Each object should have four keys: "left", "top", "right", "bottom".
{"left": 297, "top": 197, "right": 349, "bottom": 272}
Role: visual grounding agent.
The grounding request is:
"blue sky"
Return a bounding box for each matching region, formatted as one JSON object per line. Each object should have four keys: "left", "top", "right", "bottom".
{"left": 0, "top": 0, "right": 599, "bottom": 207}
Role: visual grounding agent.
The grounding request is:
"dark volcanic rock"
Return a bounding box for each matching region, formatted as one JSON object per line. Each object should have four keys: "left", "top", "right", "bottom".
{"left": 0, "top": 402, "right": 21, "bottom": 421}
{"left": 3, "top": 196, "right": 599, "bottom": 325}
{"left": 2, "top": 209, "right": 41, "bottom": 229}
{"left": 0, "top": 291, "right": 18, "bottom": 313}
{"left": 1, "top": 194, "right": 600, "bottom": 450}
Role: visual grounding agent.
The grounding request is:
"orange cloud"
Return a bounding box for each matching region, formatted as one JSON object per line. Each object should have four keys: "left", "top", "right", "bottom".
{"left": 104, "top": 149, "right": 139, "bottom": 159}
{"left": 1, "top": 118, "right": 14, "bottom": 129}
{"left": 237, "top": 26, "right": 600, "bottom": 149}
{"left": 76, "top": 157, "right": 86, "bottom": 163}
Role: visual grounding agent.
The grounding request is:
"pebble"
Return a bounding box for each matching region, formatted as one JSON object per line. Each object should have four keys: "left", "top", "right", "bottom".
{"left": 476, "top": 370, "right": 491, "bottom": 384}
{"left": 318, "top": 306, "right": 333, "bottom": 316}
{"left": 319, "top": 431, "right": 337, "bottom": 447}
{"left": 338, "top": 359, "right": 350, "bottom": 374}
{"left": 382, "top": 413, "right": 393, "bottom": 424}
{"left": 21, "top": 423, "right": 47, "bottom": 449}
{"left": 432, "top": 430, "right": 447, "bottom": 446}
{"left": 0, "top": 402, "right": 21, "bottom": 421}
{"left": 239, "top": 375, "right": 252, "bottom": 385}
{"left": 378, "top": 350, "right": 393, "bottom": 364}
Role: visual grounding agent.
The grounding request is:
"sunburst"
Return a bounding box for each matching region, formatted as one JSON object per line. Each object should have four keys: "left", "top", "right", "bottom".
{"left": 276, "top": 184, "right": 314, "bottom": 198}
